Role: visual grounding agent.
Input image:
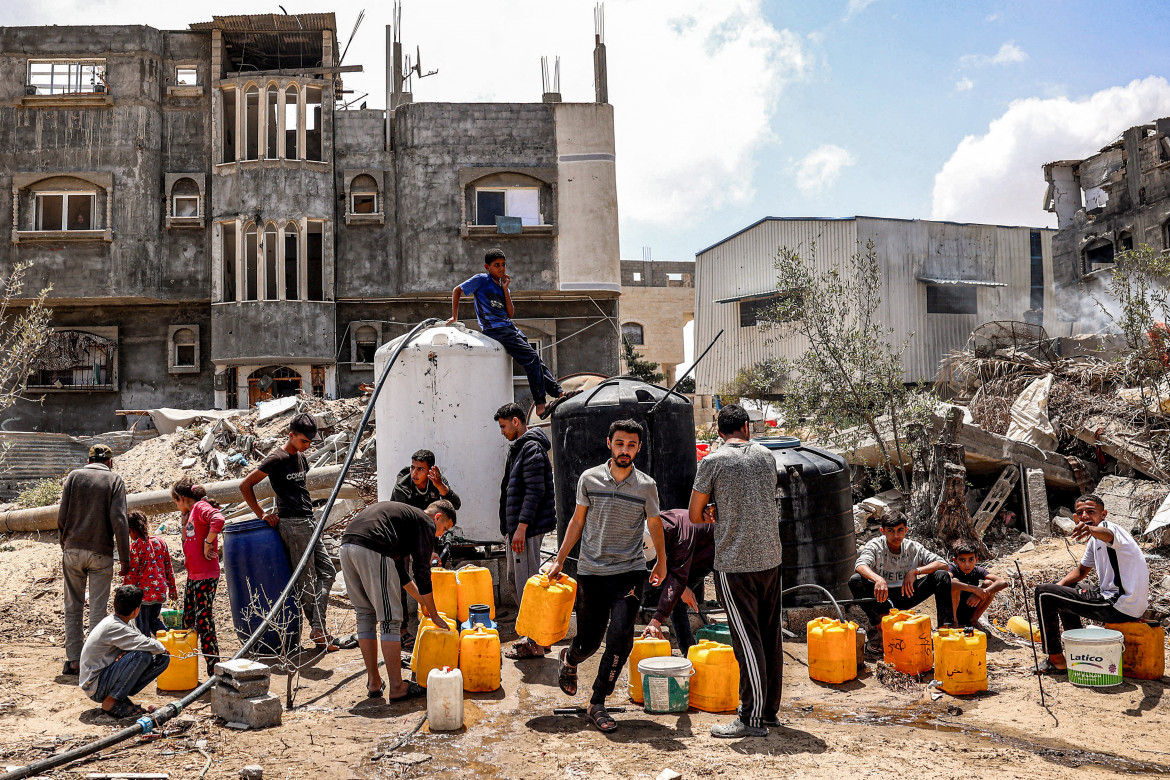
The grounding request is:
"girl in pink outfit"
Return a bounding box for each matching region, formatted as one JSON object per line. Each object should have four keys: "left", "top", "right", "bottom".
{"left": 171, "top": 477, "right": 225, "bottom": 676}
{"left": 123, "top": 511, "right": 178, "bottom": 637}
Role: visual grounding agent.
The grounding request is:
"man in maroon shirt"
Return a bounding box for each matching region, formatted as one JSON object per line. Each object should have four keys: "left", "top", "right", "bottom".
{"left": 641, "top": 508, "right": 715, "bottom": 656}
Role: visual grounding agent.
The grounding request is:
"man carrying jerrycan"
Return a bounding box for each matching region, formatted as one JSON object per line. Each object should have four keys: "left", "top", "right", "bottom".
{"left": 688, "top": 404, "right": 784, "bottom": 739}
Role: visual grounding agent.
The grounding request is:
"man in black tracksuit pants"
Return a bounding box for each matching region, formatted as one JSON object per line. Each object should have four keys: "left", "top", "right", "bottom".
{"left": 689, "top": 404, "right": 784, "bottom": 739}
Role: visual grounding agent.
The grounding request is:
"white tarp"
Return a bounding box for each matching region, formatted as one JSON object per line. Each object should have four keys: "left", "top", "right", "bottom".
{"left": 1142, "top": 492, "right": 1170, "bottom": 544}
{"left": 149, "top": 408, "right": 250, "bottom": 435}
{"left": 1006, "top": 374, "right": 1058, "bottom": 451}
{"left": 256, "top": 396, "right": 299, "bottom": 421}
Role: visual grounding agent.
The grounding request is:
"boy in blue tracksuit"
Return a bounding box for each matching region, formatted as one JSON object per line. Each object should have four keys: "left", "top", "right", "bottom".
{"left": 450, "top": 248, "right": 570, "bottom": 418}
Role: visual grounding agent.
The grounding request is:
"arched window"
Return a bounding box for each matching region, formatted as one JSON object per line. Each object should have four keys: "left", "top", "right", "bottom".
{"left": 307, "top": 221, "right": 324, "bottom": 300}
{"left": 355, "top": 325, "right": 378, "bottom": 364}
{"left": 263, "top": 224, "right": 278, "bottom": 300}
{"left": 171, "top": 327, "right": 197, "bottom": 370}
{"left": 305, "top": 85, "right": 323, "bottom": 161}
{"left": 221, "top": 86, "right": 236, "bottom": 162}
{"left": 350, "top": 174, "right": 379, "bottom": 215}
{"left": 284, "top": 222, "right": 300, "bottom": 300}
{"left": 221, "top": 222, "right": 236, "bottom": 302}
{"left": 284, "top": 85, "right": 299, "bottom": 159}
{"left": 265, "top": 85, "right": 280, "bottom": 159}
{"left": 1118, "top": 230, "right": 1134, "bottom": 253}
{"left": 243, "top": 85, "right": 259, "bottom": 161}
{"left": 622, "top": 322, "right": 645, "bottom": 346}
{"left": 244, "top": 223, "right": 258, "bottom": 300}
{"left": 171, "top": 177, "right": 200, "bottom": 219}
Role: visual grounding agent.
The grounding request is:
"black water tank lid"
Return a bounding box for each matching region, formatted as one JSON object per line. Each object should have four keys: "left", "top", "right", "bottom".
{"left": 755, "top": 436, "right": 801, "bottom": 449}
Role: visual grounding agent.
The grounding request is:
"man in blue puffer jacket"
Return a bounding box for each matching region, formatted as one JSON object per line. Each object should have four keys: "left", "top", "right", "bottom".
{"left": 494, "top": 402, "right": 558, "bottom": 659}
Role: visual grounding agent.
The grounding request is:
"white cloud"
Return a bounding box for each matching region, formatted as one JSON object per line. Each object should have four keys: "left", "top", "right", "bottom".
{"left": 960, "top": 41, "right": 1028, "bottom": 67}
{"left": 844, "top": 0, "right": 878, "bottom": 21}
{"left": 794, "top": 144, "right": 856, "bottom": 194}
{"left": 986, "top": 13, "right": 1000, "bottom": 22}
{"left": 954, "top": 77, "right": 974, "bottom": 92}
{"left": 931, "top": 76, "right": 1170, "bottom": 227}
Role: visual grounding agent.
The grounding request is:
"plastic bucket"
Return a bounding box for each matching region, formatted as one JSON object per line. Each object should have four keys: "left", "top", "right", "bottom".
{"left": 639, "top": 656, "right": 693, "bottom": 714}
{"left": 696, "top": 623, "right": 732, "bottom": 645}
{"left": 1062, "top": 627, "right": 1124, "bottom": 687}
{"left": 161, "top": 608, "right": 183, "bottom": 630}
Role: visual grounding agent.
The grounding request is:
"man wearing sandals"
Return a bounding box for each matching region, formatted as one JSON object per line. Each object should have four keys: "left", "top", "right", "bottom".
{"left": 79, "top": 585, "right": 170, "bottom": 720}
{"left": 546, "top": 419, "right": 667, "bottom": 733}
{"left": 494, "top": 402, "right": 558, "bottom": 661}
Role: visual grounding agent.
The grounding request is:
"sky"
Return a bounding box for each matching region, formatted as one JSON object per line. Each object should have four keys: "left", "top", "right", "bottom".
{"left": 7, "top": 0, "right": 1170, "bottom": 372}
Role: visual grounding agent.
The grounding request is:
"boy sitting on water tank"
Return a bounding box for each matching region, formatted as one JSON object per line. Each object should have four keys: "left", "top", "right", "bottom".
{"left": 947, "top": 538, "right": 1007, "bottom": 629}
{"left": 448, "top": 248, "right": 576, "bottom": 419}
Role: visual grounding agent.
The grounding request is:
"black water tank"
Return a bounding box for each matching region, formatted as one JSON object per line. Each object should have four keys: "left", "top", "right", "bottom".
{"left": 550, "top": 376, "right": 696, "bottom": 546}
{"left": 756, "top": 437, "right": 856, "bottom": 607}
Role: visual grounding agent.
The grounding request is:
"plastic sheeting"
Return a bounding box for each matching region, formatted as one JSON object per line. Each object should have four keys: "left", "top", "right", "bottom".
{"left": 149, "top": 408, "right": 250, "bottom": 435}
{"left": 1006, "top": 374, "right": 1058, "bottom": 451}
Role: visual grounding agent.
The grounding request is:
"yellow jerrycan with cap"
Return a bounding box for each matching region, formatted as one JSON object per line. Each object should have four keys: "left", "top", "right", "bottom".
{"left": 514, "top": 573, "right": 577, "bottom": 647}
{"left": 807, "top": 617, "right": 858, "bottom": 684}
{"left": 687, "top": 640, "right": 739, "bottom": 712}
{"left": 459, "top": 625, "right": 502, "bottom": 692}
{"left": 933, "top": 627, "right": 987, "bottom": 694}
{"left": 429, "top": 568, "right": 459, "bottom": 620}
{"left": 411, "top": 613, "right": 458, "bottom": 676}
{"left": 881, "top": 609, "right": 933, "bottom": 675}
{"left": 455, "top": 566, "right": 496, "bottom": 623}
{"left": 155, "top": 629, "right": 200, "bottom": 690}
{"left": 627, "top": 638, "right": 672, "bottom": 703}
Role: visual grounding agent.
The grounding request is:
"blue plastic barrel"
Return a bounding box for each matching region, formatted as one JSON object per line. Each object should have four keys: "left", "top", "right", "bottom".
{"left": 222, "top": 518, "right": 301, "bottom": 656}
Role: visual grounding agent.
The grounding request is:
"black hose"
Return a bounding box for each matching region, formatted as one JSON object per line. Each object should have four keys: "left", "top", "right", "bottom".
{"left": 3, "top": 317, "right": 441, "bottom": 780}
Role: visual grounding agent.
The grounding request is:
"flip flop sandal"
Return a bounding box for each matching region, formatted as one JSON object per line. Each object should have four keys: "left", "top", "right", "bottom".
{"left": 505, "top": 638, "right": 545, "bottom": 660}
{"left": 557, "top": 648, "right": 578, "bottom": 696}
{"left": 539, "top": 390, "right": 582, "bottom": 420}
{"left": 387, "top": 681, "right": 426, "bottom": 702}
{"left": 1034, "top": 659, "right": 1067, "bottom": 676}
{"left": 587, "top": 706, "right": 618, "bottom": 734}
{"left": 336, "top": 633, "right": 360, "bottom": 650}
{"left": 367, "top": 681, "right": 386, "bottom": 698}
{"left": 108, "top": 700, "right": 147, "bottom": 719}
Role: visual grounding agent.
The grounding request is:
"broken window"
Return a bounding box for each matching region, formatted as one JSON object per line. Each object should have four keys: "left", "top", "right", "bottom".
{"left": 176, "top": 67, "right": 198, "bottom": 86}
{"left": 266, "top": 85, "right": 279, "bottom": 160}
{"left": 244, "top": 224, "right": 258, "bottom": 301}
{"left": 305, "top": 86, "right": 323, "bottom": 162}
{"left": 1083, "top": 240, "right": 1115, "bottom": 273}
{"left": 1118, "top": 231, "right": 1134, "bottom": 252}
{"left": 632, "top": 272, "right": 642, "bottom": 282}
{"left": 475, "top": 188, "right": 539, "bottom": 226}
{"left": 28, "top": 329, "right": 116, "bottom": 390}
{"left": 35, "top": 192, "right": 94, "bottom": 231}
{"left": 171, "top": 177, "right": 200, "bottom": 219}
{"left": 27, "top": 59, "right": 106, "bottom": 95}
{"left": 622, "top": 323, "right": 644, "bottom": 346}
{"left": 172, "top": 328, "right": 197, "bottom": 368}
{"left": 263, "top": 225, "right": 278, "bottom": 300}
{"left": 284, "top": 85, "right": 299, "bottom": 159}
{"left": 243, "top": 85, "right": 259, "bottom": 161}
{"left": 350, "top": 174, "right": 379, "bottom": 215}
{"left": 926, "top": 284, "right": 978, "bottom": 315}
{"left": 1029, "top": 230, "right": 1044, "bottom": 312}
{"left": 222, "top": 224, "right": 236, "bottom": 302}
{"left": 355, "top": 325, "right": 378, "bottom": 364}
{"left": 739, "top": 292, "right": 802, "bottom": 327}
{"left": 306, "top": 221, "right": 324, "bottom": 301}
{"left": 284, "top": 222, "right": 299, "bottom": 300}
{"left": 222, "top": 87, "right": 236, "bottom": 163}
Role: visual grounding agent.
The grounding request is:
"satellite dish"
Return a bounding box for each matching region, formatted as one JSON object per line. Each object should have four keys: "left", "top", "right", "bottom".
{"left": 258, "top": 375, "right": 274, "bottom": 391}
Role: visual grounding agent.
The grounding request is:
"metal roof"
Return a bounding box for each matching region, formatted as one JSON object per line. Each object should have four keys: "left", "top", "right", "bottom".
{"left": 190, "top": 14, "right": 336, "bottom": 32}
{"left": 916, "top": 277, "right": 1007, "bottom": 287}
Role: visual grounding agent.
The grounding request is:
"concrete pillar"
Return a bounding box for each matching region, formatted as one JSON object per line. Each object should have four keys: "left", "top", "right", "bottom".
{"left": 1025, "top": 468, "right": 1051, "bottom": 539}
{"left": 1046, "top": 164, "right": 1082, "bottom": 229}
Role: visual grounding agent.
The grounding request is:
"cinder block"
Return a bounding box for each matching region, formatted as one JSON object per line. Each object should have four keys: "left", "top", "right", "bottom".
{"left": 1025, "top": 469, "right": 1051, "bottom": 539}
{"left": 212, "top": 687, "right": 282, "bottom": 728}
{"left": 214, "top": 659, "right": 271, "bottom": 681}
{"left": 218, "top": 675, "right": 271, "bottom": 697}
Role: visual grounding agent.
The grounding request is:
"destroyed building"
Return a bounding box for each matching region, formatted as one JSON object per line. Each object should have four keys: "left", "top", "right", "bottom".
{"left": 0, "top": 13, "right": 620, "bottom": 435}
{"left": 1043, "top": 117, "right": 1170, "bottom": 334}
{"left": 619, "top": 258, "right": 694, "bottom": 385}
{"left": 692, "top": 217, "right": 1055, "bottom": 394}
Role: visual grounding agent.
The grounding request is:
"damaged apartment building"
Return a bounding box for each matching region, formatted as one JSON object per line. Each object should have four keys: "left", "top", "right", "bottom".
{"left": 1043, "top": 117, "right": 1170, "bottom": 335}
{"left": 0, "top": 13, "right": 620, "bottom": 434}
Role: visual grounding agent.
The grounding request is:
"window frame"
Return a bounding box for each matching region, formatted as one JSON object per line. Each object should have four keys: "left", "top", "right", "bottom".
{"left": 27, "top": 59, "right": 106, "bottom": 95}
{"left": 350, "top": 321, "right": 383, "bottom": 370}
{"left": 27, "top": 327, "right": 119, "bottom": 392}
{"left": 925, "top": 284, "right": 978, "bottom": 315}
{"left": 474, "top": 187, "right": 541, "bottom": 227}
{"left": 621, "top": 322, "right": 645, "bottom": 346}
{"left": 168, "top": 325, "right": 200, "bottom": 374}
{"left": 175, "top": 67, "right": 199, "bottom": 87}
{"left": 173, "top": 194, "right": 200, "bottom": 219}
{"left": 35, "top": 191, "right": 96, "bottom": 232}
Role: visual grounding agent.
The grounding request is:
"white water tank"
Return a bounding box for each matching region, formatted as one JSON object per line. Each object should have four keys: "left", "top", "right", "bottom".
{"left": 374, "top": 324, "right": 512, "bottom": 542}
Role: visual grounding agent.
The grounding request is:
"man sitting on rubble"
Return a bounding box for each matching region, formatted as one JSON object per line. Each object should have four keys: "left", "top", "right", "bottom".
{"left": 79, "top": 584, "right": 170, "bottom": 720}
{"left": 1034, "top": 494, "right": 1149, "bottom": 674}
{"left": 849, "top": 512, "right": 954, "bottom": 656}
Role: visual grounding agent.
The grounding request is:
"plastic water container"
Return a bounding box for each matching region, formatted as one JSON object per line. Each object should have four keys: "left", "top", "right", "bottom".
{"left": 411, "top": 614, "right": 458, "bottom": 676}
{"left": 1105, "top": 621, "right": 1165, "bottom": 680}
{"left": 430, "top": 568, "right": 459, "bottom": 620}
{"left": 155, "top": 629, "right": 199, "bottom": 690}
{"left": 627, "top": 638, "right": 672, "bottom": 703}
{"left": 639, "top": 656, "right": 694, "bottom": 713}
{"left": 1006, "top": 616, "right": 1041, "bottom": 642}
{"left": 459, "top": 626, "right": 501, "bottom": 692}
{"left": 933, "top": 627, "right": 987, "bottom": 695}
{"left": 460, "top": 604, "right": 497, "bottom": 632}
{"left": 222, "top": 518, "right": 301, "bottom": 655}
{"left": 881, "top": 609, "right": 933, "bottom": 675}
{"left": 515, "top": 574, "right": 577, "bottom": 646}
{"left": 695, "top": 623, "right": 732, "bottom": 645}
{"left": 455, "top": 566, "right": 495, "bottom": 623}
{"left": 161, "top": 608, "right": 183, "bottom": 630}
{"left": 426, "top": 666, "right": 464, "bottom": 731}
{"left": 687, "top": 640, "right": 739, "bottom": 712}
{"left": 807, "top": 617, "right": 858, "bottom": 684}
{"left": 1063, "top": 627, "right": 1124, "bottom": 687}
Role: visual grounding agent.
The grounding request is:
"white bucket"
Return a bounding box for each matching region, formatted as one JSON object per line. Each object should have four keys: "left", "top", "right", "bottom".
{"left": 638, "top": 656, "right": 693, "bottom": 713}
{"left": 1061, "top": 627, "right": 1124, "bottom": 687}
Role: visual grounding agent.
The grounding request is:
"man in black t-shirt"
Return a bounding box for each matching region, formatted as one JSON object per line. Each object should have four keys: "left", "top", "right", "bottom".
{"left": 948, "top": 538, "right": 1007, "bottom": 628}
{"left": 241, "top": 413, "right": 338, "bottom": 652}
{"left": 339, "top": 500, "right": 456, "bottom": 700}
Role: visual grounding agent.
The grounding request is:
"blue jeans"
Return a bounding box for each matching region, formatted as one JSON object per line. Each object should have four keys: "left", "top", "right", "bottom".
{"left": 90, "top": 650, "right": 170, "bottom": 703}
{"left": 483, "top": 325, "right": 561, "bottom": 405}
{"left": 135, "top": 603, "right": 165, "bottom": 638}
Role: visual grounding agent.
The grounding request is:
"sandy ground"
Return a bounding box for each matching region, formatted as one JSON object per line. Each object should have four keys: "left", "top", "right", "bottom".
{"left": 2, "top": 534, "right": 1168, "bottom": 780}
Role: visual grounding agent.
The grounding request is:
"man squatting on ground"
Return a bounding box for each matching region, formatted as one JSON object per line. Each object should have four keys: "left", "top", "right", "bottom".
{"left": 850, "top": 512, "right": 954, "bottom": 655}
{"left": 547, "top": 419, "right": 666, "bottom": 733}
{"left": 1034, "top": 493, "right": 1150, "bottom": 673}
{"left": 79, "top": 585, "right": 170, "bottom": 720}
{"left": 241, "top": 413, "right": 338, "bottom": 652}
{"left": 689, "top": 404, "right": 785, "bottom": 739}
{"left": 59, "top": 444, "right": 129, "bottom": 676}
{"left": 494, "top": 402, "right": 559, "bottom": 660}
{"left": 641, "top": 508, "right": 716, "bottom": 657}
{"left": 339, "top": 500, "right": 456, "bottom": 700}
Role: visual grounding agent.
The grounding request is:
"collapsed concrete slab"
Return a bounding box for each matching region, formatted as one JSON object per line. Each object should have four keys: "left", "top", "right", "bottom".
{"left": 1092, "top": 475, "right": 1170, "bottom": 534}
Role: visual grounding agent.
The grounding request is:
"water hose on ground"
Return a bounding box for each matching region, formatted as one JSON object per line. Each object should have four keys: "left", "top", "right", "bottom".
{"left": 2, "top": 318, "right": 442, "bottom": 780}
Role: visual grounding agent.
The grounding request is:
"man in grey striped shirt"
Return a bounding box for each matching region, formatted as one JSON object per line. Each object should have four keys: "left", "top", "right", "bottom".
{"left": 548, "top": 419, "right": 666, "bottom": 733}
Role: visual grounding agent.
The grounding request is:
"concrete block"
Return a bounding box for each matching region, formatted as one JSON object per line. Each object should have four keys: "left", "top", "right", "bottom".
{"left": 217, "top": 676, "right": 271, "bottom": 698}
{"left": 214, "top": 659, "right": 271, "bottom": 681}
{"left": 212, "top": 688, "right": 282, "bottom": 729}
{"left": 239, "top": 766, "right": 263, "bottom": 779}
{"left": 1025, "top": 469, "right": 1051, "bottom": 539}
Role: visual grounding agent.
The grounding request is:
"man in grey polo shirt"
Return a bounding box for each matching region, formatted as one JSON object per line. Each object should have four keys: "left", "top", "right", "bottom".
{"left": 547, "top": 419, "right": 666, "bottom": 734}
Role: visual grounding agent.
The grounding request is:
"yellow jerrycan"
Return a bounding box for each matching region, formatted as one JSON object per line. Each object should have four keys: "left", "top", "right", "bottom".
{"left": 515, "top": 574, "right": 577, "bottom": 647}
{"left": 1105, "top": 621, "right": 1166, "bottom": 680}
{"left": 413, "top": 625, "right": 460, "bottom": 688}
{"left": 459, "top": 626, "right": 502, "bottom": 692}
{"left": 155, "top": 629, "right": 200, "bottom": 690}
{"left": 807, "top": 617, "right": 858, "bottom": 684}
{"left": 1006, "top": 616, "right": 1041, "bottom": 642}
{"left": 933, "top": 627, "right": 987, "bottom": 694}
{"left": 628, "top": 638, "right": 672, "bottom": 703}
{"left": 687, "top": 640, "right": 739, "bottom": 712}
{"left": 881, "top": 609, "right": 933, "bottom": 675}
{"left": 455, "top": 566, "right": 496, "bottom": 623}
{"left": 429, "top": 568, "right": 459, "bottom": 620}
{"left": 411, "top": 613, "right": 458, "bottom": 674}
